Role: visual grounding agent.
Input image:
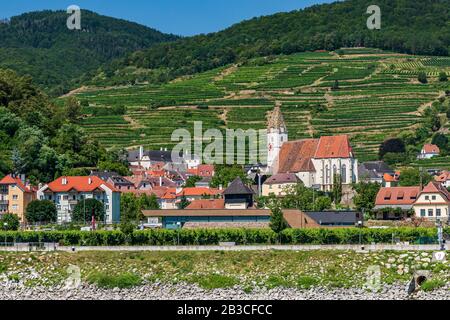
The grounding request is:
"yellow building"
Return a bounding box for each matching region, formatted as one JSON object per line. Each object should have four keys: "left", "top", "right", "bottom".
{"left": 0, "top": 175, "right": 35, "bottom": 222}
{"left": 262, "top": 173, "right": 300, "bottom": 197}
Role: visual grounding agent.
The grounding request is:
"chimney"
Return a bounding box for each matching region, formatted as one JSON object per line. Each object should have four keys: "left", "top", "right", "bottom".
{"left": 160, "top": 147, "right": 163, "bottom": 151}
{"left": 62, "top": 177, "right": 68, "bottom": 185}
{"left": 88, "top": 177, "right": 92, "bottom": 185}
{"left": 219, "top": 184, "right": 223, "bottom": 191}
{"left": 20, "top": 174, "right": 25, "bottom": 184}
{"left": 139, "top": 146, "right": 144, "bottom": 160}
{"left": 159, "top": 176, "right": 163, "bottom": 187}
{"left": 165, "top": 147, "right": 168, "bottom": 152}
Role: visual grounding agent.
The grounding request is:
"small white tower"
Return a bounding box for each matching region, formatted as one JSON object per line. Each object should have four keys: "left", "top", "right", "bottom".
{"left": 267, "top": 102, "right": 288, "bottom": 172}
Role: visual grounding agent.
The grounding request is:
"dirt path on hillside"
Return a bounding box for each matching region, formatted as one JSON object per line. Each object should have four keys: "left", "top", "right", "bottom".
{"left": 124, "top": 115, "right": 145, "bottom": 129}
{"left": 219, "top": 108, "right": 229, "bottom": 126}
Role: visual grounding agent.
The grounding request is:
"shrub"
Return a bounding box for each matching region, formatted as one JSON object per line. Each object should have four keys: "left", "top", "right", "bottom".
{"left": 87, "top": 272, "right": 142, "bottom": 289}
{"left": 421, "top": 279, "right": 445, "bottom": 292}
{"left": 193, "top": 274, "right": 238, "bottom": 290}
{"left": 0, "top": 213, "right": 20, "bottom": 231}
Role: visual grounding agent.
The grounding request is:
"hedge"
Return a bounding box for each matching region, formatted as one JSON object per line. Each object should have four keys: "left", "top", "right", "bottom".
{"left": 0, "top": 227, "right": 446, "bottom": 246}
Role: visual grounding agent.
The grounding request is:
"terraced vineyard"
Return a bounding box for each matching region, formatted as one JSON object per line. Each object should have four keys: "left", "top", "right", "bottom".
{"left": 71, "top": 49, "right": 450, "bottom": 163}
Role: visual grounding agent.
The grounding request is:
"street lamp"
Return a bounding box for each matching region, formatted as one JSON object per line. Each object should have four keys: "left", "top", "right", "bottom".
{"left": 436, "top": 220, "right": 445, "bottom": 251}
{"left": 357, "top": 220, "right": 363, "bottom": 250}
{"left": 176, "top": 222, "right": 181, "bottom": 245}
{"left": 3, "top": 222, "right": 7, "bottom": 247}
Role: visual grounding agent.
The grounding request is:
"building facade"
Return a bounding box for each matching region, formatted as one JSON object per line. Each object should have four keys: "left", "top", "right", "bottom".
{"left": 413, "top": 181, "right": 449, "bottom": 221}
{"left": 0, "top": 175, "right": 35, "bottom": 222}
{"left": 37, "top": 176, "right": 120, "bottom": 224}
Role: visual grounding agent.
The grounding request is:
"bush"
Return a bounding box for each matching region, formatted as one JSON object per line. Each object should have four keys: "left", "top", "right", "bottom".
{"left": 87, "top": 272, "right": 142, "bottom": 288}
{"left": 0, "top": 213, "right": 20, "bottom": 231}
{"left": 0, "top": 227, "right": 445, "bottom": 246}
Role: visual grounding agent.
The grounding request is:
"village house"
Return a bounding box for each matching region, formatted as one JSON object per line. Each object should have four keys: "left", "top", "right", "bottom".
{"left": 90, "top": 171, "right": 135, "bottom": 191}
{"left": 417, "top": 144, "right": 440, "bottom": 159}
{"left": 37, "top": 176, "right": 121, "bottom": 224}
{"left": 267, "top": 105, "right": 358, "bottom": 192}
{"left": 413, "top": 181, "right": 450, "bottom": 221}
{"left": 383, "top": 172, "right": 400, "bottom": 187}
{"left": 262, "top": 173, "right": 300, "bottom": 197}
{"left": 0, "top": 175, "right": 35, "bottom": 222}
{"left": 161, "top": 187, "right": 222, "bottom": 209}
{"left": 374, "top": 186, "right": 420, "bottom": 219}
{"left": 435, "top": 171, "right": 450, "bottom": 188}
{"left": 223, "top": 177, "right": 255, "bottom": 209}
{"left": 127, "top": 146, "right": 175, "bottom": 169}
{"left": 358, "top": 161, "right": 394, "bottom": 184}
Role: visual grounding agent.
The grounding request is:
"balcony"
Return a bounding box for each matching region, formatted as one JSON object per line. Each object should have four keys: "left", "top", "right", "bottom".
{"left": 0, "top": 200, "right": 8, "bottom": 205}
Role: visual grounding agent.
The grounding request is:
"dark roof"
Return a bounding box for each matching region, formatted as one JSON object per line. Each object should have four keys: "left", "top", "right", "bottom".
{"left": 127, "top": 149, "right": 174, "bottom": 162}
{"left": 304, "top": 211, "right": 361, "bottom": 225}
{"left": 90, "top": 171, "right": 120, "bottom": 181}
{"left": 224, "top": 177, "right": 255, "bottom": 195}
{"left": 109, "top": 176, "right": 135, "bottom": 186}
{"left": 361, "top": 161, "right": 394, "bottom": 175}
{"left": 264, "top": 173, "right": 300, "bottom": 185}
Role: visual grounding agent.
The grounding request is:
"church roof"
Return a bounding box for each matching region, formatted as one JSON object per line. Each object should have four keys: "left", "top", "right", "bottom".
{"left": 267, "top": 103, "right": 287, "bottom": 131}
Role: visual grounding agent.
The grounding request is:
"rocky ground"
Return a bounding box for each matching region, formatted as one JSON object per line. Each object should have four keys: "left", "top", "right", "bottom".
{"left": 0, "top": 281, "right": 449, "bottom": 300}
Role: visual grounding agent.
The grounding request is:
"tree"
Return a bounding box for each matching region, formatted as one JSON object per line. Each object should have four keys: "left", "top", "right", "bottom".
{"left": 97, "top": 161, "right": 130, "bottom": 176}
{"left": 439, "top": 72, "right": 448, "bottom": 82}
{"left": 177, "top": 196, "right": 191, "bottom": 210}
{"left": 315, "top": 196, "right": 332, "bottom": 211}
{"left": 210, "top": 165, "right": 247, "bottom": 188}
{"left": 138, "top": 194, "right": 160, "bottom": 210}
{"left": 332, "top": 174, "right": 342, "bottom": 205}
{"left": 352, "top": 182, "right": 381, "bottom": 213}
{"left": 0, "top": 213, "right": 20, "bottom": 231}
{"left": 379, "top": 138, "right": 406, "bottom": 159}
{"left": 72, "top": 198, "right": 105, "bottom": 223}
{"left": 382, "top": 152, "right": 408, "bottom": 166}
{"left": 64, "top": 97, "right": 82, "bottom": 123}
{"left": 399, "top": 168, "right": 432, "bottom": 187}
{"left": 25, "top": 200, "right": 57, "bottom": 224}
{"left": 418, "top": 72, "right": 428, "bottom": 84}
{"left": 331, "top": 80, "right": 339, "bottom": 90}
{"left": 431, "top": 133, "right": 449, "bottom": 151}
{"left": 269, "top": 201, "right": 288, "bottom": 234}
{"left": 185, "top": 175, "right": 202, "bottom": 187}
{"left": 120, "top": 193, "right": 141, "bottom": 222}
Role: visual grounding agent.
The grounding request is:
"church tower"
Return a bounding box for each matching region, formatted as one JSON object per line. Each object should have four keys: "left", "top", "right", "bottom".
{"left": 267, "top": 102, "right": 288, "bottom": 172}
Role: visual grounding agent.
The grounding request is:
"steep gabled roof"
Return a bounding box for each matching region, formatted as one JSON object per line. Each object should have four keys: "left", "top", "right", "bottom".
{"left": 264, "top": 173, "right": 300, "bottom": 185}
{"left": 0, "top": 175, "right": 31, "bottom": 192}
{"left": 314, "top": 135, "right": 353, "bottom": 159}
{"left": 422, "top": 144, "right": 440, "bottom": 154}
{"left": 277, "top": 139, "right": 318, "bottom": 173}
{"left": 420, "top": 181, "right": 450, "bottom": 202}
{"left": 224, "top": 177, "right": 254, "bottom": 195}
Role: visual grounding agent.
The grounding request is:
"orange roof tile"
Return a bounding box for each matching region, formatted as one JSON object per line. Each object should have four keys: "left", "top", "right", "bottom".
{"left": 278, "top": 139, "right": 318, "bottom": 173}
{"left": 420, "top": 181, "right": 450, "bottom": 202}
{"left": 186, "top": 199, "right": 225, "bottom": 210}
{"left": 314, "top": 135, "right": 353, "bottom": 159}
{"left": 46, "top": 176, "right": 117, "bottom": 193}
{"left": 422, "top": 144, "right": 440, "bottom": 154}
{"left": 177, "top": 187, "right": 222, "bottom": 197}
{"left": 375, "top": 186, "right": 421, "bottom": 206}
{"left": 0, "top": 175, "right": 31, "bottom": 192}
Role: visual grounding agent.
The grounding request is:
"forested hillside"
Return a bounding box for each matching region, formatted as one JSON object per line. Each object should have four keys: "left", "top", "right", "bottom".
{"left": 0, "top": 69, "right": 128, "bottom": 183}
{"left": 0, "top": 10, "right": 178, "bottom": 95}
{"left": 94, "top": 0, "right": 450, "bottom": 86}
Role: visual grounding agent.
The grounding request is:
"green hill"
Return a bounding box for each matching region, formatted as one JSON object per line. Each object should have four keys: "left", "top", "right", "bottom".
{"left": 94, "top": 0, "right": 450, "bottom": 86}
{"left": 0, "top": 10, "right": 178, "bottom": 96}
{"left": 72, "top": 49, "right": 450, "bottom": 167}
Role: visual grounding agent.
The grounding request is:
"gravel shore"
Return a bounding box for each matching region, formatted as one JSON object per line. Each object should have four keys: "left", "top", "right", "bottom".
{"left": 0, "top": 282, "right": 448, "bottom": 300}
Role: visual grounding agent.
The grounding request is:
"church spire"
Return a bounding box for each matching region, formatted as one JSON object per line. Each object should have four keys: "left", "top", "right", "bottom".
{"left": 267, "top": 101, "right": 287, "bottom": 132}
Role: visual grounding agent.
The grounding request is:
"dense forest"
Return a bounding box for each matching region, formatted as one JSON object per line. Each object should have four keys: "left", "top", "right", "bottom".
{"left": 94, "top": 0, "right": 450, "bottom": 85}
{"left": 0, "top": 10, "right": 178, "bottom": 96}
{"left": 0, "top": 69, "right": 128, "bottom": 183}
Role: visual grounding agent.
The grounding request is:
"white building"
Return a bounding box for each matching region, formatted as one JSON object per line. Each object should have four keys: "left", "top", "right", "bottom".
{"left": 417, "top": 144, "right": 440, "bottom": 160}
{"left": 267, "top": 105, "right": 358, "bottom": 192}
{"left": 413, "top": 181, "right": 450, "bottom": 221}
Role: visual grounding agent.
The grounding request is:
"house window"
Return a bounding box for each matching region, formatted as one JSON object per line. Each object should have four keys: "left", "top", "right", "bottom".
{"left": 436, "top": 209, "right": 441, "bottom": 217}
{"left": 425, "top": 196, "right": 429, "bottom": 200}
{"left": 341, "top": 164, "right": 347, "bottom": 183}
{"left": 420, "top": 209, "right": 426, "bottom": 217}
{"left": 63, "top": 195, "right": 68, "bottom": 200}
{"left": 432, "top": 196, "right": 436, "bottom": 200}
{"left": 12, "top": 195, "right": 18, "bottom": 200}
{"left": 12, "top": 204, "right": 18, "bottom": 211}
{"left": 428, "top": 209, "right": 433, "bottom": 217}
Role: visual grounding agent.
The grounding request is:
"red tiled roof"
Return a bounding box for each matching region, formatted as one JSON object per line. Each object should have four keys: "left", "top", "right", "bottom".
{"left": 435, "top": 171, "right": 450, "bottom": 182}
{"left": 186, "top": 199, "right": 225, "bottom": 210}
{"left": 122, "top": 187, "right": 167, "bottom": 199}
{"left": 278, "top": 139, "right": 318, "bottom": 173}
{"left": 422, "top": 144, "right": 440, "bottom": 154}
{"left": 46, "top": 176, "right": 117, "bottom": 193}
{"left": 0, "top": 175, "right": 31, "bottom": 192}
{"left": 187, "top": 165, "right": 215, "bottom": 177}
{"left": 314, "top": 135, "right": 353, "bottom": 159}
{"left": 383, "top": 173, "right": 399, "bottom": 182}
{"left": 177, "top": 187, "right": 222, "bottom": 197}
{"left": 375, "top": 186, "right": 421, "bottom": 206}
{"left": 420, "top": 181, "right": 450, "bottom": 202}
